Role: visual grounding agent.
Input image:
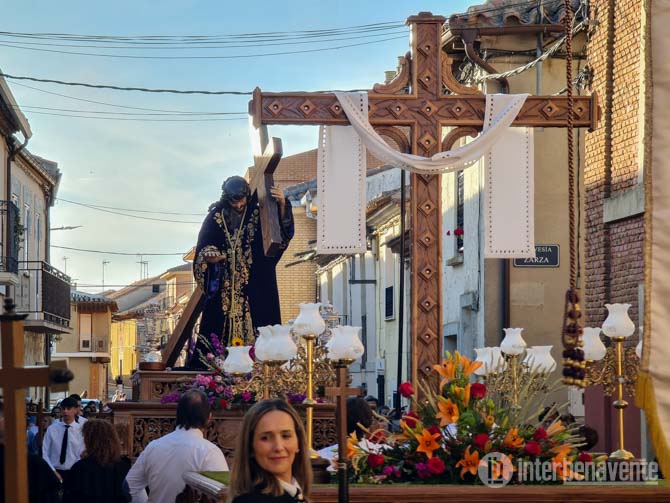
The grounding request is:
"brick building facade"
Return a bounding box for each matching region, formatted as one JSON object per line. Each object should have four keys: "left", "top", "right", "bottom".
{"left": 584, "top": 0, "right": 645, "bottom": 326}
{"left": 584, "top": 0, "right": 647, "bottom": 456}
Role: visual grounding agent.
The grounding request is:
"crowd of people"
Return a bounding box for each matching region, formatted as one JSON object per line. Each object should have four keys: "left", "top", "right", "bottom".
{"left": 6, "top": 390, "right": 605, "bottom": 503}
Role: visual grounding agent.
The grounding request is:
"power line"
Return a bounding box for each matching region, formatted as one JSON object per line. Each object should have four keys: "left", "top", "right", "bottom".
{"left": 0, "top": 28, "right": 408, "bottom": 50}
{"left": 0, "top": 21, "right": 404, "bottom": 42}
{"left": 15, "top": 104, "right": 246, "bottom": 116}
{"left": 56, "top": 197, "right": 206, "bottom": 216}
{"left": 0, "top": 35, "right": 406, "bottom": 60}
{"left": 10, "top": 81, "right": 245, "bottom": 113}
{"left": 56, "top": 199, "right": 202, "bottom": 223}
{"left": 0, "top": 70, "right": 252, "bottom": 95}
{"left": 51, "top": 245, "right": 186, "bottom": 256}
{"left": 21, "top": 110, "right": 247, "bottom": 122}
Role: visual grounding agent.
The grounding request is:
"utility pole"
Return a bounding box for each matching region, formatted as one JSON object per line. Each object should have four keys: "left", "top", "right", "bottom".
{"left": 62, "top": 257, "right": 68, "bottom": 274}
{"left": 102, "top": 260, "right": 110, "bottom": 292}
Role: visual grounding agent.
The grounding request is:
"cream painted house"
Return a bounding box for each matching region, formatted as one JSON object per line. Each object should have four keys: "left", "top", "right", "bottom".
{"left": 52, "top": 291, "right": 117, "bottom": 402}
{"left": 0, "top": 74, "right": 72, "bottom": 404}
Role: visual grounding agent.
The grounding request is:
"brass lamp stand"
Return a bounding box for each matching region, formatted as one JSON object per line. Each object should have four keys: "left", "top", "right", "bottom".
{"left": 609, "top": 336, "right": 635, "bottom": 461}
{"left": 261, "top": 360, "right": 285, "bottom": 399}
{"left": 301, "top": 332, "right": 319, "bottom": 457}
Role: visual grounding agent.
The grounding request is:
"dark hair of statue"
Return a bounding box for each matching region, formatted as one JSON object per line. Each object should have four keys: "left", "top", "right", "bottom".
{"left": 227, "top": 399, "right": 312, "bottom": 502}
{"left": 176, "top": 389, "right": 211, "bottom": 430}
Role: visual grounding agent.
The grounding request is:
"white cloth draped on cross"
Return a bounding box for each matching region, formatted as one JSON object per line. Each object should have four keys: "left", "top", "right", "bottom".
{"left": 315, "top": 92, "right": 535, "bottom": 258}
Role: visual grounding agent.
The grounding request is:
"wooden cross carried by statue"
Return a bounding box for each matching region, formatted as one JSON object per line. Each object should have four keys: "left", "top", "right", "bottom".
{"left": 246, "top": 11, "right": 597, "bottom": 390}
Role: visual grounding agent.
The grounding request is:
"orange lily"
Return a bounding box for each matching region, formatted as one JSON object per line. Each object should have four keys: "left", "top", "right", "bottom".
{"left": 456, "top": 351, "right": 483, "bottom": 377}
{"left": 456, "top": 446, "right": 480, "bottom": 479}
{"left": 552, "top": 457, "right": 584, "bottom": 481}
{"left": 453, "top": 383, "right": 471, "bottom": 407}
{"left": 502, "top": 428, "right": 525, "bottom": 450}
{"left": 414, "top": 428, "right": 442, "bottom": 459}
{"left": 436, "top": 397, "right": 459, "bottom": 426}
{"left": 550, "top": 444, "right": 572, "bottom": 461}
{"left": 487, "top": 454, "right": 515, "bottom": 480}
{"left": 433, "top": 359, "right": 456, "bottom": 387}
{"left": 346, "top": 431, "right": 359, "bottom": 459}
{"left": 546, "top": 420, "right": 566, "bottom": 437}
{"left": 482, "top": 413, "right": 495, "bottom": 430}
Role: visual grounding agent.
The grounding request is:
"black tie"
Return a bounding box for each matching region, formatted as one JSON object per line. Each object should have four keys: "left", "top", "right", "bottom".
{"left": 59, "top": 425, "right": 70, "bottom": 465}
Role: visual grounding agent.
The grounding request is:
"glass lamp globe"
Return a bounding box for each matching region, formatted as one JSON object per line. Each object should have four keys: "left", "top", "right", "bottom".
{"left": 602, "top": 303, "right": 636, "bottom": 339}
{"left": 222, "top": 346, "right": 254, "bottom": 374}
{"left": 326, "top": 326, "right": 364, "bottom": 361}
{"left": 581, "top": 327, "right": 607, "bottom": 361}
{"left": 500, "top": 328, "right": 527, "bottom": 356}
{"left": 292, "top": 303, "right": 326, "bottom": 336}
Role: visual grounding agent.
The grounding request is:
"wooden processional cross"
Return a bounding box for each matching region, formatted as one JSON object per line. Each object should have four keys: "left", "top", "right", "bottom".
{"left": 0, "top": 300, "right": 51, "bottom": 503}
{"left": 247, "top": 12, "right": 597, "bottom": 387}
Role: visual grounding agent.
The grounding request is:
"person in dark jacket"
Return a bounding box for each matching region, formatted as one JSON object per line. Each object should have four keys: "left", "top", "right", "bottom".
{"left": 62, "top": 419, "right": 131, "bottom": 503}
{"left": 227, "top": 399, "right": 311, "bottom": 503}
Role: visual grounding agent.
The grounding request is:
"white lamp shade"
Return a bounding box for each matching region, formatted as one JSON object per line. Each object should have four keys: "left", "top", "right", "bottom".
{"left": 581, "top": 327, "right": 607, "bottom": 361}
{"left": 636, "top": 339, "right": 643, "bottom": 359}
{"left": 254, "top": 326, "right": 273, "bottom": 359}
{"left": 473, "top": 347, "right": 492, "bottom": 376}
{"left": 602, "top": 303, "right": 636, "bottom": 339}
{"left": 255, "top": 324, "right": 298, "bottom": 361}
{"left": 326, "top": 326, "right": 364, "bottom": 360}
{"left": 292, "top": 303, "right": 326, "bottom": 336}
{"left": 222, "top": 346, "right": 254, "bottom": 374}
{"left": 523, "top": 345, "right": 557, "bottom": 373}
{"left": 500, "top": 328, "right": 527, "bottom": 356}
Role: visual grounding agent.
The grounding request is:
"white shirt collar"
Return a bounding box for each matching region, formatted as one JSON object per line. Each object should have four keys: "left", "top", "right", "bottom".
{"left": 173, "top": 426, "right": 204, "bottom": 438}
{"left": 277, "top": 477, "right": 302, "bottom": 499}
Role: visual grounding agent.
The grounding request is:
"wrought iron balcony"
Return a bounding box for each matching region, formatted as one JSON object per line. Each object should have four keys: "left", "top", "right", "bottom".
{"left": 15, "top": 261, "right": 72, "bottom": 333}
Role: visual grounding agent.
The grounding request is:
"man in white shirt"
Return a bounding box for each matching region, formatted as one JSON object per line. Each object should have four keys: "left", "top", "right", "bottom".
{"left": 42, "top": 396, "right": 84, "bottom": 483}
{"left": 125, "top": 389, "right": 228, "bottom": 502}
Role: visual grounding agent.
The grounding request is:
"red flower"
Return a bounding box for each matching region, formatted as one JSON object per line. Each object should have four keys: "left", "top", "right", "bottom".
{"left": 398, "top": 382, "right": 414, "bottom": 398}
{"left": 208, "top": 381, "right": 217, "bottom": 390}
{"left": 367, "top": 453, "right": 385, "bottom": 468}
{"left": 454, "top": 228, "right": 464, "bottom": 236}
{"left": 524, "top": 440, "right": 542, "bottom": 456}
{"left": 427, "top": 425, "right": 441, "bottom": 436}
{"left": 404, "top": 411, "right": 420, "bottom": 428}
{"left": 427, "top": 456, "right": 446, "bottom": 475}
{"left": 368, "top": 430, "right": 387, "bottom": 443}
{"left": 578, "top": 451, "right": 593, "bottom": 463}
{"left": 533, "top": 428, "right": 548, "bottom": 441}
{"left": 219, "top": 399, "right": 229, "bottom": 409}
{"left": 470, "top": 383, "right": 486, "bottom": 399}
{"left": 473, "top": 433, "right": 490, "bottom": 450}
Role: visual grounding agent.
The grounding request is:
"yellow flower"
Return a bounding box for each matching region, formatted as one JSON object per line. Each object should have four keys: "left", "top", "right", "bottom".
{"left": 456, "top": 446, "right": 480, "bottom": 479}
{"left": 482, "top": 413, "right": 495, "bottom": 430}
{"left": 436, "top": 397, "right": 459, "bottom": 426}
{"left": 453, "top": 383, "right": 471, "bottom": 407}
{"left": 346, "top": 431, "right": 359, "bottom": 459}
{"left": 502, "top": 428, "right": 525, "bottom": 450}
{"left": 414, "top": 428, "right": 442, "bottom": 459}
{"left": 433, "top": 360, "right": 456, "bottom": 388}
{"left": 231, "top": 337, "right": 244, "bottom": 347}
{"left": 488, "top": 454, "right": 515, "bottom": 480}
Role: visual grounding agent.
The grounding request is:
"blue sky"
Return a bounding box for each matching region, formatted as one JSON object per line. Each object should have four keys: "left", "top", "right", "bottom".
{"left": 2, "top": 0, "right": 472, "bottom": 291}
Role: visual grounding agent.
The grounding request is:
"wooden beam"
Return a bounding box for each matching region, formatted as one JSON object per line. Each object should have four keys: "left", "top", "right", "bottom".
{"left": 162, "top": 288, "right": 204, "bottom": 367}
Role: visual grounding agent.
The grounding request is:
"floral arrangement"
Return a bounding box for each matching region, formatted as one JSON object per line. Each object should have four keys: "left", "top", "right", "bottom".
{"left": 161, "top": 333, "right": 306, "bottom": 410}
{"left": 348, "top": 351, "right": 589, "bottom": 484}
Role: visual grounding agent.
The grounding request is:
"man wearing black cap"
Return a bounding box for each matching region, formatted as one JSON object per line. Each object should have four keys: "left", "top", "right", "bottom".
{"left": 188, "top": 176, "right": 294, "bottom": 369}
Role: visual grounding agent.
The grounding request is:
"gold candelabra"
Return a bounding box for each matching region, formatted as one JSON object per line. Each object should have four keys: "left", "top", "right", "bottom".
{"left": 301, "top": 332, "right": 318, "bottom": 458}
{"left": 586, "top": 337, "right": 638, "bottom": 460}
{"left": 483, "top": 356, "right": 550, "bottom": 407}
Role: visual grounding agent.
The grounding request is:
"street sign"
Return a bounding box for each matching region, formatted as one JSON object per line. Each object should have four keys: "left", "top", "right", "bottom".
{"left": 513, "top": 245, "right": 560, "bottom": 268}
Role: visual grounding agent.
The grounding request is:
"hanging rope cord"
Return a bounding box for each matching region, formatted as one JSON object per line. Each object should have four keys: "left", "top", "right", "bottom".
{"left": 561, "top": 0, "right": 586, "bottom": 387}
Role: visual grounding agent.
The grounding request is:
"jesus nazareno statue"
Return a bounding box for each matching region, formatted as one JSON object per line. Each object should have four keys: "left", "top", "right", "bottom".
{"left": 188, "top": 176, "right": 294, "bottom": 370}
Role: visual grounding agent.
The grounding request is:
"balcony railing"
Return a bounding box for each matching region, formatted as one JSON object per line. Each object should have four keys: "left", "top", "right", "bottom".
{"left": 15, "top": 261, "right": 71, "bottom": 330}
{"left": 0, "top": 200, "right": 20, "bottom": 274}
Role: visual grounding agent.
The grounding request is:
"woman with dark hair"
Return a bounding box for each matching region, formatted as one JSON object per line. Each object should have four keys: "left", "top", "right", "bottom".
{"left": 228, "top": 399, "right": 312, "bottom": 503}
{"left": 62, "top": 419, "right": 131, "bottom": 503}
